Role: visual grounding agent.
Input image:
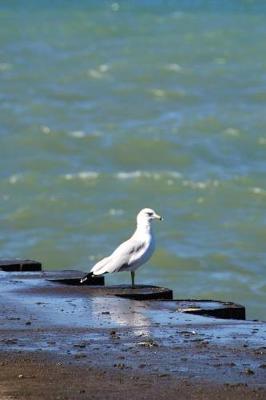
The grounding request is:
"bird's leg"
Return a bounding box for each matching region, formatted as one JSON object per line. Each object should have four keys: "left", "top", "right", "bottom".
{"left": 131, "top": 271, "right": 135, "bottom": 289}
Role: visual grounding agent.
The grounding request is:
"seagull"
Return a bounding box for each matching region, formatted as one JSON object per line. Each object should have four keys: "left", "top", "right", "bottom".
{"left": 80, "top": 208, "right": 163, "bottom": 288}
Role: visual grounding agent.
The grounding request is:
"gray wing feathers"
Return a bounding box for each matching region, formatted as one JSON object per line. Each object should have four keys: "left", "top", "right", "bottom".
{"left": 90, "top": 256, "right": 110, "bottom": 275}
{"left": 90, "top": 238, "right": 147, "bottom": 276}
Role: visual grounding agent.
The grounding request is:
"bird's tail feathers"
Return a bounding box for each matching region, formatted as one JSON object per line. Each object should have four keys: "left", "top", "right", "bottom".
{"left": 81, "top": 256, "right": 110, "bottom": 283}
{"left": 90, "top": 256, "right": 110, "bottom": 275}
{"left": 80, "top": 272, "right": 93, "bottom": 284}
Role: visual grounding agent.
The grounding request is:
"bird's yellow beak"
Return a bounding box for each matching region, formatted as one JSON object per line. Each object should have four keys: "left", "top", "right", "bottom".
{"left": 155, "top": 213, "right": 163, "bottom": 221}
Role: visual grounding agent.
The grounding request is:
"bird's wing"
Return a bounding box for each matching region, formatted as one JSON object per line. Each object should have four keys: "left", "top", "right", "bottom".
{"left": 90, "top": 256, "right": 111, "bottom": 275}
{"left": 127, "top": 241, "right": 147, "bottom": 266}
{"left": 91, "top": 237, "right": 147, "bottom": 275}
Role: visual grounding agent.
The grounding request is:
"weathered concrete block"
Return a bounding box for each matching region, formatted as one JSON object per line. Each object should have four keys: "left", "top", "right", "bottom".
{"left": 45, "top": 270, "right": 105, "bottom": 286}
{"left": 0, "top": 259, "right": 42, "bottom": 272}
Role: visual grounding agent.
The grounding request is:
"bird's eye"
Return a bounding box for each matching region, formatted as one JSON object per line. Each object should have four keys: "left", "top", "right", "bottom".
{"left": 147, "top": 212, "right": 153, "bottom": 216}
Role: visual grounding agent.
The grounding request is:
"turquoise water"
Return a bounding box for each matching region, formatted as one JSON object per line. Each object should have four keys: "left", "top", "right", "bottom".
{"left": 1, "top": 1, "right": 266, "bottom": 320}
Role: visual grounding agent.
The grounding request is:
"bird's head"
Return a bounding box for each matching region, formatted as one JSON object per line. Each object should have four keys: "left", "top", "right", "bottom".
{"left": 137, "top": 208, "right": 163, "bottom": 225}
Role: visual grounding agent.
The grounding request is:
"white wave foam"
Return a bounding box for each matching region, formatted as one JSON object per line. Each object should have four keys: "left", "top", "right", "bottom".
{"left": 8, "top": 174, "right": 22, "bottom": 184}
{"left": 116, "top": 171, "right": 143, "bottom": 179}
{"left": 68, "top": 130, "right": 86, "bottom": 138}
{"left": 111, "top": 2, "right": 120, "bottom": 12}
{"left": 151, "top": 88, "right": 166, "bottom": 98}
{"left": 64, "top": 171, "right": 99, "bottom": 181}
{"left": 0, "top": 62, "right": 12, "bottom": 71}
{"left": 251, "top": 187, "right": 265, "bottom": 195}
{"left": 109, "top": 208, "right": 124, "bottom": 216}
{"left": 88, "top": 64, "right": 110, "bottom": 79}
{"left": 68, "top": 130, "right": 102, "bottom": 139}
{"left": 116, "top": 170, "right": 182, "bottom": 180}
{"left": 40, "top": 125, "right": 51, "bottom": 134}
{"left": 258, "top": 137, "right": 266, "bottom": 145}
{"left": 223, "top": 127, "right": 240, "bottom": 137}
{"left": 164, "top": 63, "right": 182, "bottom": 72}
{"left": 182, "top": 179, "right": 220, "bottom": 190}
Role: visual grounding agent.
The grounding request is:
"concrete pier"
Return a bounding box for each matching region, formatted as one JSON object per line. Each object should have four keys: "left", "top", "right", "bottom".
{"left": 0, "top": 265, "right": 265, "bottom": 399}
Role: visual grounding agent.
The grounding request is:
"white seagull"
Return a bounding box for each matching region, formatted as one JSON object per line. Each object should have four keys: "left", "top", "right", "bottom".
{"left": 80, "top": 208, "right": 163, "bottom": 288}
